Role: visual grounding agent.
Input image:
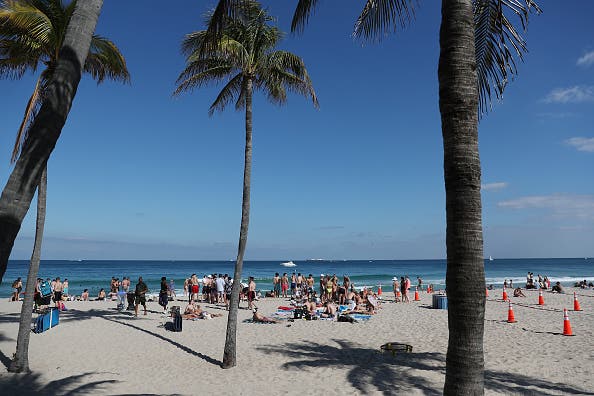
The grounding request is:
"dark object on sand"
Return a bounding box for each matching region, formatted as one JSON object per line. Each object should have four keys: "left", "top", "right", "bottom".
{"left": 126, "top": 292, "right": 135, "bottom": 310}
{"left": 380, "top": 342, "right": 413, "bottom": 356}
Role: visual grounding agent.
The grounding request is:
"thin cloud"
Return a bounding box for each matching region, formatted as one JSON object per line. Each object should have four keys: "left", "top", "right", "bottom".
{"left": 565, "top": 137, "right": 594, "bottom": 152}
{"left": 577, "top": 50, "right": 594, "bottom": 67}
{"left": 498, "top": 194, "right": 594, "bottom": 221}
{"left": 314, "top": 225, "right": 345, "bottom": 231}
{"left": 482, "top": 182, "right": 508, "bottom": 191}
{"left": 543, "top": 86, "right": 594, "bottom": 104}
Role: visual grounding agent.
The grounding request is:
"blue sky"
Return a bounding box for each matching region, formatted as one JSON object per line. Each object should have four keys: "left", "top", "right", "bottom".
{"left": 1, "top": 1, "right": 593, "bottom": 260}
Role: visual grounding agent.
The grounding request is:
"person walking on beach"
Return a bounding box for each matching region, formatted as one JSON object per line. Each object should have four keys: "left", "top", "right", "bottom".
{"left": 134, "top": 277, "right": 148, "bottom": 317}
{"left": 159, "top": 276, "right": 168, "bottom": 313}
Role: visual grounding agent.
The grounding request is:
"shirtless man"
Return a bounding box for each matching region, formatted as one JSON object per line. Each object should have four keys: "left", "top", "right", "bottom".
{"left": 296, "top": 273, "right": 303, "bottom": 292}
{"left": 273, "top": 273, "right": 280, "bottom": 297}
{"left": 248, "top": 277, "right": 256, "bottom": 310}
{"left": 290, "top": 273, "right": 297, "bottom": 297}
{"left": 306, "top": 274, "right": 315, "bottom": 299}
{"left": 122, "top": 277, "right": 130, "bottom": 292}
{"left": 53, "top": 277, "right": 64, "bottom": 306}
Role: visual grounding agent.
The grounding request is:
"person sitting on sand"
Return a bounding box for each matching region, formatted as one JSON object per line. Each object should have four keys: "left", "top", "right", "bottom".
{"left": 320, "top": 301, "right": 337, "bottom": 318}
{"left": 303, "top": 300, "right": 317, "bottom": 315}
{"left": 551, "top": 282, "right": 564, "bottom": 293}
{"left": 513, "top": 287, "right": 526, "bottom": 297}
{"left": 81, "top": 289, "right": 89, "bottom": 301}
{"left": 97, "top": 288, "right": 106, "bottom": 301}
{"left": 252, "top": 308, "right": 278, "bottom": 323}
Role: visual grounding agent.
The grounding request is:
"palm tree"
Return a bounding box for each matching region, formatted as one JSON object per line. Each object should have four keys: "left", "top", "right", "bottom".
{"left": 174, "top": 0, "right": 318, "bottom": 369}
{"left": 206, "top": 0, "right": 539, "bottom": 391}
{"left": 0, "top": 0, "right": 123, "bottom": 373}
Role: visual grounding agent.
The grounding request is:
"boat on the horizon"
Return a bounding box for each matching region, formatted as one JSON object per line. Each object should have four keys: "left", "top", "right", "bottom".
{"left": 489, "top": 256, "right": 494, "bottom": 261}
{"left": 280, "top": 261, "right": 297, "bottom": 267}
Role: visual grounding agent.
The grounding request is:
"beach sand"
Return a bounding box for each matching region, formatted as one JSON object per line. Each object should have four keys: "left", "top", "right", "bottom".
{"left": 0, "top": 289, "right": 593, "bottom": 395}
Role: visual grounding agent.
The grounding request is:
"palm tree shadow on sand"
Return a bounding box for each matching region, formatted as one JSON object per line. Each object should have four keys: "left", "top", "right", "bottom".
{"left": 257, "top": 339, "right": 594, "bottom": 395}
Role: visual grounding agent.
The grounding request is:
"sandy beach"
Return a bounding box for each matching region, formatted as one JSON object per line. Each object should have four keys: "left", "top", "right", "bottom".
{"left": 0, "top": 288, "right": 593, "bottom": 395}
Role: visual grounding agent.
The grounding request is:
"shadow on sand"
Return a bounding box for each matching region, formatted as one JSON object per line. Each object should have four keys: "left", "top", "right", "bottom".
{"left": 257, "top": 339, "right": 594, "bottom": 395}
{"left": 101, "top": 316, "right": 221, "bottom": 367}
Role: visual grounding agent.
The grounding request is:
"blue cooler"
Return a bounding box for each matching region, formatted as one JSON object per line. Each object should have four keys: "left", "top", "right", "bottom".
{"left": 34, "top": 307, "right": 59, "bottom": 333}
{"left": 432, "top": 294, "right": 448, "bottom": 309}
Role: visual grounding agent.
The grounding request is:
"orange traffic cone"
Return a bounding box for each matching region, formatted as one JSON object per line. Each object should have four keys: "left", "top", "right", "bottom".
{"left": 502, "top": 286, "right": 508, "bottom": 301}
{"left": 377, "top": 285, "right": 382, "bottom": 296}
{"left": 414, "top": 287, "right": 420, "bottom": 301}
{"left": 538, "top": 289, "right": 545, "bottom": 305}
{"left": 563, "top": 308, "right": 574, "bottom": 336}
{"left": 573, "top": 292, "right": 582, "bottom": 311}
{"left": 507, "top": 301, "right": 516, "bottom": 323}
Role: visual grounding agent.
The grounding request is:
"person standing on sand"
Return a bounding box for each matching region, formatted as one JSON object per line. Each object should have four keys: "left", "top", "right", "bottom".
{"left": 392, "top": 277, "right": 400, "bottom": 302}
{"left": 63, "top": 278, "right": 69, "bottom": 297}
{"left": 169, "top": 279, "right": 176, "bottom": 300}
{"left": 122, "top": 277, "right": 130, "bottom": 292}
{"left": 273, "top": 273, "right": 280, "bottom": 297}
{"left": 11, "top": 278, "right": 22, "bottom": 301}
{"left": 401, "top": 276, "right": 410, "bottom": 303}
{"left": 158, "top": 276, "right": 168, "bottom": 312}
{"left": 290, "top": 273, "right": 297, "bottom": 297}
{"left": 53, "top": 277, "right": 64, "bottom": 307}
{"left": 247, "top": 276, "right": 256, "bottom": 310}
{"left": 281, "top": 273, "right": 289, "bottom": 298}
{"left": 183, "top": 277, "right": 189, "bottom": 297}
{"left": 134, "top": 276, "right": 148, "bottom": 317}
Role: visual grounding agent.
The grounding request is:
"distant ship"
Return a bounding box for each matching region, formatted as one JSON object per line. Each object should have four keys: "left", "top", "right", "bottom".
{"left": 489, "top": 256, "right": 494, "bottom": 261}
{"left": 280, "top": 261, "right": 297, "bottom": 267}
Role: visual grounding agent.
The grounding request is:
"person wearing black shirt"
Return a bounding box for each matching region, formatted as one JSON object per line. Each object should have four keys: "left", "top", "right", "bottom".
{"left": 135, "top": 277, "right": 148, "bottom": 317}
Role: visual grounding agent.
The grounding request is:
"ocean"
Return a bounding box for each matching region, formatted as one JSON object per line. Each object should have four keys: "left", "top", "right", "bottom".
{"left": 2, "top": 258, "right": 593, "bottom": 299}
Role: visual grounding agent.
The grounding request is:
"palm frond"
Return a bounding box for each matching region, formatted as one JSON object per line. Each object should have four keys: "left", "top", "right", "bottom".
{"left": 84, "top": 34, "right": 130, "bottom": 84}
{"left": 290, "top": 0, "right": 319, "bottom": 34}
{"left": 173, "top": 61, "right": 234, "bottom": 95}
{"left": 474, "top": 0, "right": 541, "bottom": 115}
{"left": 11, "top": 75, "right": 42, "bottom": 163}
{"left": 209, "top": 72, "right": 243, "bottom": 115}
{"left": 353, "top": 0, "right": 416, "bottom": 40}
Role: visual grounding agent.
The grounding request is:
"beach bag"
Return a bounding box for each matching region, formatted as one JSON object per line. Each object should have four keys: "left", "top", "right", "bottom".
{"left": 172, "top": 312, "right": 182, "bottom": 332}
{"left": 34, "top": 308, "right": 59, "bottom": 333}
{"left": 40, "top": 281, "right": 52, "bottom": 297}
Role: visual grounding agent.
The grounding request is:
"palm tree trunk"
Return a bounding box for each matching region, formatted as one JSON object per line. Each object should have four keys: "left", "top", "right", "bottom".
{"left": 9, "top": 167, "right": 47, "bottom": 373}
{"left": 0, "top": 0, "right": 103, "bottom": 284}
{"left": 222, "top": 77, "right": 253, "bottom": 369}
{"left": 439, "top": 0, "right": 486, "bottom": 394}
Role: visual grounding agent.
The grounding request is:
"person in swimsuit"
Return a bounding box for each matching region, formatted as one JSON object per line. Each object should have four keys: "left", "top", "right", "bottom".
{"left": 392, "top": 277, "right": 400, "bottom": 302}
{"left": 281, "top": 273, "right": 289, "bottom": 298}
{"left": 273, "top": 273, "right": 281, "bottom": 298}
{"left": 247, "top": 277, "right": 256, "bottom": 310}
{"left": 11, "top": 278, "right": 22, "bottom": 302}
{"left": 97, "top": 288, "right": 106, "bottom": 301}
{"left": 325, "top": 276, "right": 333, "bottom": 303}
{"left": 290, "top": 273, "right": 297, "bottom": 297}
{"left": 63, "top": 278, "right": 69, "bottom": 297}
{"left": 53, "top": 277, "right": 64, "bottom": 306}
{"left": 252, "top": 308, "right": 278, "bottom": 323}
